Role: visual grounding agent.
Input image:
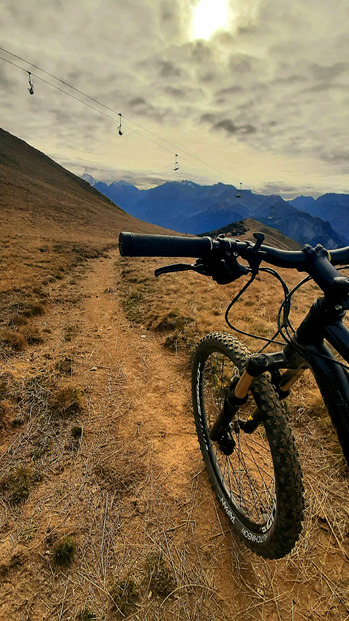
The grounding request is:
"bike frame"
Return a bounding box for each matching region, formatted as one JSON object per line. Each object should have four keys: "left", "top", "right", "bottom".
{"left": 230, "top": 299, "right": 349, "bottom": 467}
{"left": 213, "top": 246, "right": 349, "bottom": 467}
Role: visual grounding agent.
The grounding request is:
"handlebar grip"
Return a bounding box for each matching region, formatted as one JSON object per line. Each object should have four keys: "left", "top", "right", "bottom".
{"left": 119, "top": 232, "right": 215, "bottom": 258}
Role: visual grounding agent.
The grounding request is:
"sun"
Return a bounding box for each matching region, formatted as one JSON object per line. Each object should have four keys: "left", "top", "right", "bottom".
{"left": 192, "top": 0, "right": 229, "bottom": 40}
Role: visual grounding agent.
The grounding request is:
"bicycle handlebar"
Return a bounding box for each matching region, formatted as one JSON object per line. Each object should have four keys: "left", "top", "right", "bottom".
{"left": 118, "top": 232, "right": 215, "bottom": 258}
{"left": 118, "top": 232, "right": 349, "bottom": 268}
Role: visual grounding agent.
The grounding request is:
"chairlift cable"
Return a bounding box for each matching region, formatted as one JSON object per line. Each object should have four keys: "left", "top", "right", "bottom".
{"left": 0, "top": 56, "right": 179, "bottom": 158}
{"left": 4, "top": 44, "right": 237, "bottom": 182}
{"left": 0, "top": 55, "right": 242, "bottom": 183}
{"left": 0, "top": 47, "right": 248, "bottom": 189}
{"left": 1, "top": 54, "right": 253, "bottom": 194}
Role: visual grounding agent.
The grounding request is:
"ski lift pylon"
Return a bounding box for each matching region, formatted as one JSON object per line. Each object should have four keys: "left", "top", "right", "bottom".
{"left": 27, "top": 71, "right": 34, "bottom": 95}
{"left": 236, "top": 182, "right": 242, "bottom": 198}
{"left": 174, "top": 154, "right": 179, "bottom": 171}
{"left": 118, "top": 113, "right": 123, "bottom": 135}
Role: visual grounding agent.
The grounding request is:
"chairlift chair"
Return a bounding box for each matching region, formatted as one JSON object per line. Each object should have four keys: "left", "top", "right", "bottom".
{"left": 27, "top": 72, "right": 34, "bottom": 95}
{"left": 118, "top": 113, "right": 123, "bottom": 135}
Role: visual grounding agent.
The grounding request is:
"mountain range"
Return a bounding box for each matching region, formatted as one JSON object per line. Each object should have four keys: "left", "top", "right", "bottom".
{"left": 82, "top": 175, "right": 349, "bottom": 249}
{"left": 288, "top": 194, "right": 349, "bottom": 240}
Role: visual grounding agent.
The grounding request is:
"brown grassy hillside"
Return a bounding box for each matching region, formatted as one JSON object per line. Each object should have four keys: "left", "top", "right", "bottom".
{"left": 0, "top": 127, "right": 173, "bottom": 323}
{"left": 0, "top": 129, "right": 348, "bottom": 620}
{"left": 0, "top": 127, "right": 167, "bottom": 239}
{"left": 204, "top": 217, "right": 302, "bottom": 251}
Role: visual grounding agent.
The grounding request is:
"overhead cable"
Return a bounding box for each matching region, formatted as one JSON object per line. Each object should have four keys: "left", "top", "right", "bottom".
{"left": 0, "top": 47, "right": 247, "bottom": 187}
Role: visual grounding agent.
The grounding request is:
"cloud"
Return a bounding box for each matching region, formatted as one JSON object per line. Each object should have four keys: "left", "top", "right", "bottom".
{"left": 158, "top": 61, "right": 182, "bottom": 77}
{"left": 213, "top": 119, "right": 256, "bottom": 135}
{"left": 1, "top": 0, "right": 349, "bottom": 196}
{"left": 259, "top": 181, "right": 316, "bottom": 199}
{"left": 0, "top": 64, "right": 16, "bottom": 92}
{"left": 312, "top": 62, "right": 348, "bottom": 82}
{"left": 163, "top": 87, "right": 185, "bottom": 98}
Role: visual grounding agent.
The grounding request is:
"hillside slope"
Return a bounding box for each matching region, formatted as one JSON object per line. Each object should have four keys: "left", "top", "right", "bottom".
{"left": 0, "top": 128, "right": 169, "bottom": 245}
{"left": 200, "top": 217, "right": 302, "bottom": 250}
{"left": 0, "top": 128, "right": 174, "bottom": 298}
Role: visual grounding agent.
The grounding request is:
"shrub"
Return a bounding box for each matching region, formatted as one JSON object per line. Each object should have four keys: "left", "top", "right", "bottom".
{"left": 56, "top": 357, "right": 73, "bottom": 375}
{"left": 51, "top": 387, "right": 82, "bottom": 418}
{"left": 8, "top": 313, "right": 27, "bottom": 327}
{"left": 0, "top": 464, "right": 35, "bottom": 504}
{"left": 24, "top": 327, "right": 43, "bottom": 345}
{"left": 71, "top": 425, "right": 82, "bottom": 439}
{"left": 52, "top": 536, "right": 75, "bottom": 567}
{"left": 2, "top": 329, "right": 26, "bottom": 351}
{"left": 79, "top": 607, "right": 96, "bottom": 621}
{"left": 145, "top": 550, "right": 176, "bottom": 596}
{"left": 110, "top": 578, "right": 139, "bottom": 616}
{"left": 23, "top": 303, "right": 45, "bottom": 318}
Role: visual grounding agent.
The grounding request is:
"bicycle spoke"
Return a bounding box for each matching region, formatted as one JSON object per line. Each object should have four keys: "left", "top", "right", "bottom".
{"left": 203, "top": 352, "right": 275, "bottom": 524}
{"left": 243, "top": 437, "right": 275, "bottom": 505}
{"left": 234, "top": 434, "right": 272, "bottom": 517}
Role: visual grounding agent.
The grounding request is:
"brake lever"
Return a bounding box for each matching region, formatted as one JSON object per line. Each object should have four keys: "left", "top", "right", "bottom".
{"left": 155, "top": 257, "right": 250, "bottom": 284}
{"left": 154, "top": 263, "right": 196, "bottom": 277}
{"left": 195, "top": 257, "right": 250, "bottom": 284}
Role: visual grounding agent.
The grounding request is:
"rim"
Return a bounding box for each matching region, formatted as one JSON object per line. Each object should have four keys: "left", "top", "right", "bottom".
{"left": 200, "top": 350, "right": 276, "bottom": 526}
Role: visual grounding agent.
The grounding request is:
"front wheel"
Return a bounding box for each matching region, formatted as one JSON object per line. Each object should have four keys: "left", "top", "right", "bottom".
{"left": 192, "top": 332, "right": 304, "bottom": 559}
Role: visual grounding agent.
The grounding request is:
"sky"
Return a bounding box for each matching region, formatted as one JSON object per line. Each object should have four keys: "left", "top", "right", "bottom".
{"left": 0, "top": 0, "right": 348, "bottom": 198}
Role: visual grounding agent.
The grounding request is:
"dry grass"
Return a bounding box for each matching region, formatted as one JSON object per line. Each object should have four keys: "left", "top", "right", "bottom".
{"left": 116, "top": 253, "right": 349, "bottom": 620}
{"left": 2, "top": 127, "right": 247, "bottom": 619}
{"left": 2, "top": 123, "right": 348, "bottom": 618}
{"left": 1, "top": 226, "right": 348, "bottom": 619}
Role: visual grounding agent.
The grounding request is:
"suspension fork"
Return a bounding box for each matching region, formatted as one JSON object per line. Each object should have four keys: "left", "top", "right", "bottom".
{"left": 209, "top": 345, "right": 306, "bottom": 442}
{"left": 234, "top": 348, "right": 307, "bottom": 400}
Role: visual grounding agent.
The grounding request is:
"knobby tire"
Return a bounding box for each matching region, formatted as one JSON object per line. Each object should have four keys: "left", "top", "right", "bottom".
{"left": 192, "top": 332, "right": 304, "bottom": 559}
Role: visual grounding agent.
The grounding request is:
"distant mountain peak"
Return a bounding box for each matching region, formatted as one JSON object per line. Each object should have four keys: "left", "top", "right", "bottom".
{"left": 81, "top": 173, "right": 96, "bottom": 186}
{"left": 110, "top": 180, "right": 138, "bottom": 188}
{"left": 180, "top": 180, "right": 199, "bottom": 188}
{"left": 78, "top": 172, "right": 349, "bottom": 248}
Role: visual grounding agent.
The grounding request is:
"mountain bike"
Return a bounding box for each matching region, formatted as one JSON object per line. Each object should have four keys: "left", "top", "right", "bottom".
{"left": 118, "top": 231, "right": 349, "bottom": 559}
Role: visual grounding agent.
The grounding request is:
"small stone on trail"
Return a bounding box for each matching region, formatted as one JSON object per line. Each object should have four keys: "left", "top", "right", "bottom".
{"left": 140, "top": 335, "right": 146, "bottom": 339}
{"left": 90, "top": 366, "right": 98, "bottom": 371}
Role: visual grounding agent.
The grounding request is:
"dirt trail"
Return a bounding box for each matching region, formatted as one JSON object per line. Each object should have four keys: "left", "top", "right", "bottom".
{"left": 65, "top": 250, "right": 245, "bottom": 616}
{"left": 78, "top": 250, "right": 199, "bottom": 497}
{"left": 60, "top": 250, "right": 349, "bottom": 620}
